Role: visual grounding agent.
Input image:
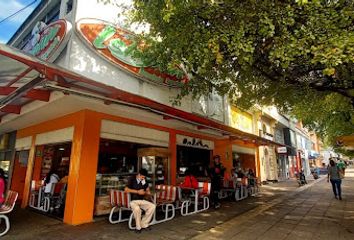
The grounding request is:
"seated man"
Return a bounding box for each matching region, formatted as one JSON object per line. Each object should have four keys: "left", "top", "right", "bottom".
{"left": 125, "top": 169, "right": 156, "bottom": 233}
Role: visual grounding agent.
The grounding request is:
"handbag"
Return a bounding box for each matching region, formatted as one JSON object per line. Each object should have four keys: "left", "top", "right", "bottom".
{"left": 338, "top": 167, "right": 345, "bottom": 179}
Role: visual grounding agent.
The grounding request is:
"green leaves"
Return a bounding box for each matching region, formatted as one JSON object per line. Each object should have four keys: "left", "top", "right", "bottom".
{"left": 100, "top": 0, "right": 354, "bottom": 152}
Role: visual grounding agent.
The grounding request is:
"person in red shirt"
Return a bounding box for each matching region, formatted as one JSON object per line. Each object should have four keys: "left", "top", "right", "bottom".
{"left": 180, "top": 168, "right": 199, "bottom": 200}
{"left": 180, "top": 169, "right": 198, "bottom": 189}
{"left": 0, "top": 168, "right": 6, "bottom": 205}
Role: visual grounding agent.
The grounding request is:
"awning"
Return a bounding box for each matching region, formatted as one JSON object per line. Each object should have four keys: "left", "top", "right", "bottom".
{"left": 0, "top": 43, "right": 283, "bottom": 147}
{"left": 336, "top": 135, "right": 354, "bottom": 151}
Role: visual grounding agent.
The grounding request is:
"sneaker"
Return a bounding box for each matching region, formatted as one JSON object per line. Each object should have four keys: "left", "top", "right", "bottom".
{"left": 339, "top": 196, "right": 342, "bottom": 200}
{"left": 334, "top": 195, "right": 338, "bottom": 199}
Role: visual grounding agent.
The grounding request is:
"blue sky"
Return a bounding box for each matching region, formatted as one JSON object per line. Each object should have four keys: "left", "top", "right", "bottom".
{"left": 0, "top": 0, "right": 40, "bottom": 44}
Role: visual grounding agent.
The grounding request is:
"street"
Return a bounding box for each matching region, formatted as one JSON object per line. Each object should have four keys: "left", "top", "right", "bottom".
{"left": 3, "top": 168, "right": 353, "bottom": 240}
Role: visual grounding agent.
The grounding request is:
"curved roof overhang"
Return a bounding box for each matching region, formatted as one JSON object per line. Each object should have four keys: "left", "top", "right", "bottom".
{"left": 0, "top": 43, "right": 283, "bottom": 147}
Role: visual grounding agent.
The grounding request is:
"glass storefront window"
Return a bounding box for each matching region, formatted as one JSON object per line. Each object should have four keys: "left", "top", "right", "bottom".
{"left": 177, "top": 146, "right": 211, "bottom": 178}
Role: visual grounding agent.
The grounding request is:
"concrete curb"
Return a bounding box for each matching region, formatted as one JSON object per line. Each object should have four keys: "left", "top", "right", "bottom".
{"left": 190, "top": 176, "right": 326, "bottom": 240}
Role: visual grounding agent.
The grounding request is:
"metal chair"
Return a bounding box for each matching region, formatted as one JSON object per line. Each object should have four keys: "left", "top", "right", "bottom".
{"left": 0, "top": 190, "right": 18, "bottom": 237}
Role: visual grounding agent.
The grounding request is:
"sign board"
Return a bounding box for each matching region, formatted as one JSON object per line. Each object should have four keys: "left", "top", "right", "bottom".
{"left": 176, "top": 135, "right": 214, "bottom": 150}
{"left": 277, "top": 147, "right": 287, "bottom": 154}
{"left": 23, "top": 19, "right": 72, "bottom": 62}
{"left": 76, "top": 18, "right": 188, "bottom": 88}
{"left": 230, "top": 107, "right": 253, "bottom": 134}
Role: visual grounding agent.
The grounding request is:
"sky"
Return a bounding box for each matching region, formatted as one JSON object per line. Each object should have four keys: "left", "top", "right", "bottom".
{"left": 0, "top": 0, "right": 40, "bottom": 44}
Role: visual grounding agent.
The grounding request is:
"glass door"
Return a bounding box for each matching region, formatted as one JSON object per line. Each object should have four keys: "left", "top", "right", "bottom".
{"left": 138, "top": 148, "right": 170, "bottom": 190}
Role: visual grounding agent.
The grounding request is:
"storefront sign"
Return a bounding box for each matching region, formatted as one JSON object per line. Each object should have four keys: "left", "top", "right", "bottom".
{"left": 176, "top": 135, "right": 214, "bottom": 149}
{"left": 230, "top": 107, "right": 253, "bottom": 134}
{"left": 76, "top": 18, "right": 188, "bottom": 88}
{"left": 23, "top": 19, "right": 72, "bottom": 62}
{"left": 277, "top": 147, "right": 287, "bottom": 154}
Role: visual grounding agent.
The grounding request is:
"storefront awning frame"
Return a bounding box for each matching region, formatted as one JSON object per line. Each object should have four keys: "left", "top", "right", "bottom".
{"left": 0, "top": 44, "right": 283, "bottom": 147}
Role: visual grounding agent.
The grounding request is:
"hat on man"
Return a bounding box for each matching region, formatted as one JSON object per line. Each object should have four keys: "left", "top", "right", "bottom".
{"left": 139, "top": 168, "right": 148, "bottom": 176}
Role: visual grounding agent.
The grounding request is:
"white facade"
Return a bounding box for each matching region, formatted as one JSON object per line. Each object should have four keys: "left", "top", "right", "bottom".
{"left": 2, "top": 0, "right": 230, "bottom": 139}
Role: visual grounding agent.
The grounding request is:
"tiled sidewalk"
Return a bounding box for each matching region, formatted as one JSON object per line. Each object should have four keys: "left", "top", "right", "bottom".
{"left": 1, "top": 173, "right": 343, "bottom": 240}
{"left": 192, "top": 168, "right": 354, "bottom": 240}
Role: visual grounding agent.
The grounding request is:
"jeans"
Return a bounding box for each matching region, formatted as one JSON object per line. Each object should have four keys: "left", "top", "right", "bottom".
{"left": 330, "top": 179, "right": 342, "bottom": 197}
{"left": 210, "top": 180, "right": 221, "bottom": 207}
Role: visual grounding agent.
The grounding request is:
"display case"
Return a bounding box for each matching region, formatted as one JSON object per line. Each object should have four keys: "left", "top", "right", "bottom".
{"left": 138, "top": 147, "right": 170, "bottom": 190}
{"left": 95, "top": 173, "right": 135, "bottom": 196}
{"left": 94, "top": 173, "right": 135, "bottom": 216}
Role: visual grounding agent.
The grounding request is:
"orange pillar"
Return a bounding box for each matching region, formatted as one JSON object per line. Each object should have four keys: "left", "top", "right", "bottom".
{"left": 169, "top": 131, "right": 177, "bottom": 185}
{"left": 21, "top": 135, "right": 36, "bottom": 208}
{"left": 255, "top": 147, "right": 261, "bottom": 179}
{"left": 214, "top": 139, "right": 232, "bottom": 174}
{"left": 32, "top": 145, "right": 44, "bottom": 180}
{"left": 64, "top": 110, "right": 101, "bottom": 225}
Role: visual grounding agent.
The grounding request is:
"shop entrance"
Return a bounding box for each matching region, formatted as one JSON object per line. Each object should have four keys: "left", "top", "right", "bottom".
{"left": 232, "top": 151, "right": 256, "bottom": 177}
{"left": 95, "top": 139, "right": 169, "bottom": 216}
{"left": 277, "top": 154, "right": 288, "bottom": 180}
{"left": 29, "top": 142, "right": 71, "bottom": 219}
{"left": 177, "top": 146, "right": 211, "bottom": 179}
{"left": 138, "top": 147, "right": 170, "bottom": 188}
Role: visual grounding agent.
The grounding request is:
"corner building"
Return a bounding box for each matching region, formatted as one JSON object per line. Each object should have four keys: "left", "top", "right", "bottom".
{"left": 0, "top": 0, "right": 280, "bottom": 225}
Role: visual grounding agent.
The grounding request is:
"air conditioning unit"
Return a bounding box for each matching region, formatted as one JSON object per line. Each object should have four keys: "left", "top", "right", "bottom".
{"left": 0, "top": 134, "right": 9, "bottom": 150}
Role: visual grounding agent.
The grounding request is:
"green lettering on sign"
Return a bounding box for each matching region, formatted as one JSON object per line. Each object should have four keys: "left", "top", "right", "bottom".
{"left": 29, "top": 25, "right": 61, "bottom": 60}
{"left": 93, "top": 25, "right": 116, "bottom": 49}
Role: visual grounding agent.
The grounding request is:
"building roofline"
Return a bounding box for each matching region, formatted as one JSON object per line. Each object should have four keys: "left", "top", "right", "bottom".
{"left": 7, "top": 0, "right": 46, "bottom": 45}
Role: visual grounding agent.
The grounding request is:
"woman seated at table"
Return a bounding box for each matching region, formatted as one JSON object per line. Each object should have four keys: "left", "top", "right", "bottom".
{"left": 180, "top": 169, "right": 198, "bottom": 189}
{"left": 180, "top": 169, "right": 198, "bottom": 199}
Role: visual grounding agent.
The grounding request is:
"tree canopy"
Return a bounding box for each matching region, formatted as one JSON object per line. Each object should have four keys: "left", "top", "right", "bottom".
{"left": 104, "top": 0, "right": 354, "bottom": 152}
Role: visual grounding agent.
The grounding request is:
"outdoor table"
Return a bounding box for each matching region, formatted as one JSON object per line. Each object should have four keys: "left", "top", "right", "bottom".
{"left": 179, "top": 186, "right": 203, "bottom": 215}
{"left": 145, "top": 188, "right": 164, "bottom": 204}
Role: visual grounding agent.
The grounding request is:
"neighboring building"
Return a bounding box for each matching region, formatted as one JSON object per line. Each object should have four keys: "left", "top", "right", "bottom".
{"left": 283, "top": 125, "right": 298, "bottom": 178}
{"left": 260, "top": 107, "right": 291, "bottom": 181}
{"left": 257, "top": 108, "right": 278, "bottom": 182}
{"left": 294, "top": 121, "right": 315, "bottom": 176}
{"left": 228, "top": 106, "right": 258, "bottom": 178}
{"left": 274, "top": 120, "right": 289, "bottom": 181}
{"left": 0, "top": 0, "right": 281, "bottom": 225}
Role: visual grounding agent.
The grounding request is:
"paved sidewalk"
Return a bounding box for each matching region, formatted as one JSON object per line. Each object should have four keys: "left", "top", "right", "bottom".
{"left": 2, "top": 172, "right": 348, "bottom": 240}
{"left": 192, "top": 168, "right": 354, "bottom": 240}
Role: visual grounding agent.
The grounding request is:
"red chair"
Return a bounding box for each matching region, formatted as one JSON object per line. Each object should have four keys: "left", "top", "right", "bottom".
{"left": 153, "top": 185, "right": 176, "bottom": 223}
{"left": 109, "top": 190, "right": 131, "bottom": 224}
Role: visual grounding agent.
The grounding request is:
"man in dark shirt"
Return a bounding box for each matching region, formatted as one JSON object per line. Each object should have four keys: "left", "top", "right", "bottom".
{"left": 210, "top": 155, "right": 225, "bottom": 209}
{"left": 125, "top": 168, "right": 156, "bottom": 233}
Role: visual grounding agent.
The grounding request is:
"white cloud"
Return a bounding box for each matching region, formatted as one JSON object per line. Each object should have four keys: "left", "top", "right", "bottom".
{"left": 0, "top": 0, "right": 36, "bottom": 24}
{"left": 0, "top": 37, "right": 7, "bottom": 44}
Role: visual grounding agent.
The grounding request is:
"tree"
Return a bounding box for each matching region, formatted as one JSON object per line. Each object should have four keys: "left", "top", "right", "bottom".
{"left": 103, "top": 0, "right": 354, "bottom": 151}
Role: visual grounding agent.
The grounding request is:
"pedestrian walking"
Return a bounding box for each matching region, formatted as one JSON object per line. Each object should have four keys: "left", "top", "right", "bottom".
{"left": 327, "top": 159, "right": 343, "bottom": 200}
